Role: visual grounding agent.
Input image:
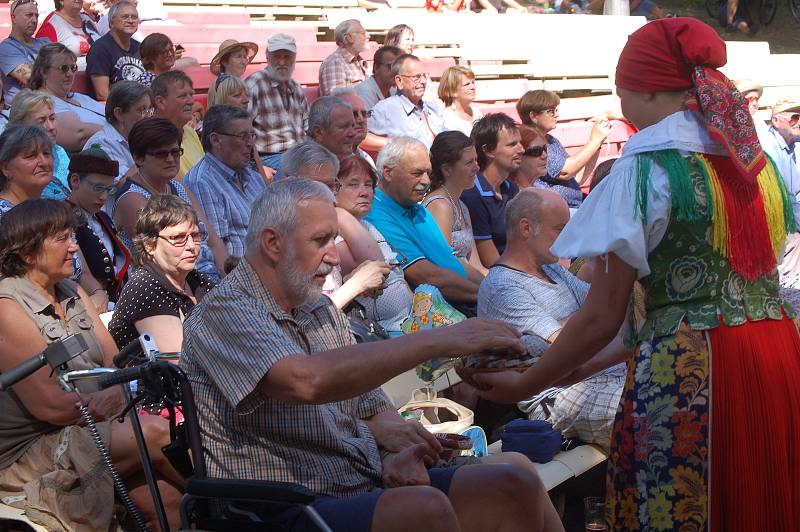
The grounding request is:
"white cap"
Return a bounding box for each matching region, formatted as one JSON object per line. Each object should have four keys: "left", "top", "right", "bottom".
{"left": 267, "top": 33, "right": 297, "bottom": 54}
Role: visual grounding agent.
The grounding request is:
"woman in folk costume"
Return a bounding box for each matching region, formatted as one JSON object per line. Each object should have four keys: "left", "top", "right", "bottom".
{"left": 471, "top": 17, "right": 800, "bottom": 531}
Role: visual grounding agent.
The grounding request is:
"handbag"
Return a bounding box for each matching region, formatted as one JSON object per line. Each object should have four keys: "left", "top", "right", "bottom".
{"left": 398, "top": 393, "right": 474, "bottom": 434}
{"left": 344, "top": 300, "right": 389, "bottom": 343}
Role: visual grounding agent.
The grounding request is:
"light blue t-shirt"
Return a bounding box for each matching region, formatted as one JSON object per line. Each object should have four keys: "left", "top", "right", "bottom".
{"left": 365, "top": 188, "right": 465, "bottom": 277}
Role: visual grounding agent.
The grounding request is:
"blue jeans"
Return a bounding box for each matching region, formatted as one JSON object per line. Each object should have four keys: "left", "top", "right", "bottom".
{"left": 260, "top": 153, "right": 283, "bottom": 181}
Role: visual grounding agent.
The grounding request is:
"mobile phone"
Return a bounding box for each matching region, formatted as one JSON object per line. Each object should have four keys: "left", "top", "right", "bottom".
{"left": 175, "top": 44, "right": 185, "bottom": 52}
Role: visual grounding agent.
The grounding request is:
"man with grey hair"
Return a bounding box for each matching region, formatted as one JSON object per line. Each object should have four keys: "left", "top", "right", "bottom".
{"left": 307, "top": 95, "right": 359, "bottom": 158}
{"left": 368, "top": 53, "right": 446, "bottom": 149}
{"left": 247, "top": 33, "right": 309, "bottom": 174}
{"left": 85, "top": 0, "right": 145, "bottom": 100}
{"left": 180, "top": 176, "right": 560, "bottom": 532}
{"left": 365, "top": 136, "right": 482, "bottom": 308}
{"left": 184, "top": 104, "right": 265, "bottom": 258}
{"left": 333, "top": 87, "right": 381, "bottom": 169}
{"left": 0, "top": 0, "right": 49, "bottom": 104}
{"left": 280, "top": 139, "right": 340, "bottom": 191}
{"left": 477, "top": 188, "right": 628, "bottom": 450}
{"left": 318, "top": 19, "right": 371, "bottom": 96}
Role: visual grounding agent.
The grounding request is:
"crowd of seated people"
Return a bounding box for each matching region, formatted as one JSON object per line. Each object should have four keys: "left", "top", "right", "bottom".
{"left": 0, "top": 2, "right": 718, "bottom": 530}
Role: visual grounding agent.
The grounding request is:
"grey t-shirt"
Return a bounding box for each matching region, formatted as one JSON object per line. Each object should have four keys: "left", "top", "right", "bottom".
{"left": 477, "top": 263, "right": 588, "bottom": 341}
{"left": 0, "top": 36, "right": 49, "bottom": 104}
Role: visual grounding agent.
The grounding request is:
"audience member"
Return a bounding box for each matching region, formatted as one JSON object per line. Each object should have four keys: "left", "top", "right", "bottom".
{"left": 0, "top": 200, "right": 182, "bottom": 530}
{"left": 478, "top": 188, "right": 628, "bottom": 450}
{"left": 461, "top": 113, "right": 522, "bottom": 268}
{"left": 384, "top": 24, "right": 415, "bottom": 54}
{"left": 517, "top": 89, "right": 610, "bottom": 205}
{"left": 136, "top": 32, "right": 176, "bottom": 87}
{"left": 84, "top": 80, "right": 153, "bottom": 185}
{"left": 7, "top": 90, "right": 71, "bottom": 199}
{"left": 718, "top": 0, "right": 751, "bottom": 33}
{"left": 185, "top": 105, "right": 266, "bottom": 259}
{"left": 65, "top": 144, "right": 130, "bottom": 304}
{"left": 511, "top": 126, "right": 548, "bottom": 189}
{"left": 29, "top": 43, "right": 104, "bottom": 151}
{"left": 333, "top": 88, "right": 379, "bottom": 168}
{"left": 366, "top": 137, "right": 482, "bottom": 308}
{"left": 113, "top": 117, "right": 227, "bottom": 279}
{"left": 758, "top": 99, "right": 800, "bottom": 221}
{"left": 307, "top": 95, "right": 359, "bottom": 158}
{"left": 0, "top": 0, "right": 49, "bottom": 105}
{"left": 368, "top": 54, "right": 446, "bottom": 149}
{"left": 281, "top": 140, "right": 391, "bottom": 310}
{"left": 36, "top": 0, "right": 101, "bottom": 69}
{"left": 246, "top": 33, "right": 308, "bottom": 174}
{"left": 85, "top": 1, "right": 145, "bottom": 100}
{"left": 151, "top": 70, "right": 203, "bottom": 179}
{"left": 337, "top": 154, "right": 414, "bottom": 335}
{"left": 0, "top": 125, "right": 53, "bottom": 218}
{"left": 439, "top": 66, "right": 483, "bottom": 136}
{"left": 206, "top": 39, "right": 257, "bottom": 105}
{"left": 423, "top": 131, "right": 487, "bottom": 275}
{"left": 95, "top": 0, "right": 145, "bottom": 41}
{"left": 355, "top": 45, "right": 401, "bottom": 109}
{"left": 179, "top": 176, "right": 562, "bottom": 532}
{"left": 110, "top": 194, "right": 215, "bottom": 352}
{"left": 319, "top": 19, "right": 371, "bottom": 96}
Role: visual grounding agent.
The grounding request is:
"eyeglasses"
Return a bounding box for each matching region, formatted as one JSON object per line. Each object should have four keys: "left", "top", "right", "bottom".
{"left": 215, "top": 130, "right": 257, "bottom": 142}
{"left": 353, "top": 109, "right": 373, "bottom": 119}
{"left": 53, "top": 64, "right": 78, "bottom": 75}
{"left": 745, "top": 95, "right": 760, "bottom": 103}
{"left": 398, "top": 73, "right": 430, "bottom": 83}
{"left": 158, "top": 231, "right": 201, "bottom": 248}
{"left": 160, "top": 47, "right": 176, "bottom": 57}
{"left": 82, "top": 178, "right": 117, "bottom": 195}
{"left": 146, "top": 147, "right": 184, "bottom": 160}
{"left": 135, "top": 107, "right": 154, "bottom": 118}
{"left": 11, "top": 0, "right": 35, "bottom": 15}
{"left": 116, "top": 13, "right": 139, "bottom": 21}
{"left": 523, "top": 145, "right": 547, "bottom": 158}
{"left": 783, "top": 113, "right": 800, "bottom": 127}
{"left": 324, "top": 179, "right": 342, "bottom": 193}
{"left": 538, "top": 108, "right": 557, "bottom": 117}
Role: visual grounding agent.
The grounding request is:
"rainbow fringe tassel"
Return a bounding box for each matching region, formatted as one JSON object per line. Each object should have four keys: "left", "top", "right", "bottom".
{"left": 640, "top": 150, "right": 795, "bottom": 282}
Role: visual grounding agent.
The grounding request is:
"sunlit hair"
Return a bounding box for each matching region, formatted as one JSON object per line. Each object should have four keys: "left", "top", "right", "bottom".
{"left": 132, "top": 194, "right": 199, "bottom": 266}
{"left": 437, "top": 66, "right": 475, "bottom": 107}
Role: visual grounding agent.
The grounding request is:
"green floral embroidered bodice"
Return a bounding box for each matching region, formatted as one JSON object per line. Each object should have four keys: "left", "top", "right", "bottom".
{"left": 633, "top": 152, "right": 793, "bottom": 343}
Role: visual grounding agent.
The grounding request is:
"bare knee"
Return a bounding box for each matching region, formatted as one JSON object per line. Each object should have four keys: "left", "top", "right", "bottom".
{"left": 374, "top": 486, "right": 458, "bottom": 532}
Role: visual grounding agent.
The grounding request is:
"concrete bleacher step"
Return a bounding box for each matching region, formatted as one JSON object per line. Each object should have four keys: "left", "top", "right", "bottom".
{"left": 165, "top": 6, "right": 252, "bottom": 25}
{"left": 139, "top": 22, "right": 318, "bottom": 45}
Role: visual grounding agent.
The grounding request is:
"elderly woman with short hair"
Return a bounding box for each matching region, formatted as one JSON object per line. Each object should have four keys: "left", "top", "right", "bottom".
{"left": 29, "top": 42, "right": 105, "bottom": 151}
{"left": 109, "top": 194, "right": 215, "bottom": 352}
{"left": 0, "top": 125, "right": 54, "bottom": 218}
{"left": 0, "top": 199, "right": 182, "bottom": 531}
{"left": 7, "top": 89, "right": 71, "bottom": 199}
{"left": 516, "top": 90, "right": 611, "bottom": 206}
{"left": 439, "top": 66, "right": 483, "bottom": 136}
{"left": 84, "top": 80, "right": 154, "bottom": 185}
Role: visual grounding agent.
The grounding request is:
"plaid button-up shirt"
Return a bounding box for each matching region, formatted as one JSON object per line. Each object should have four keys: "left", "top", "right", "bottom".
{"left": 180, "top": 259, "right": 392, "bottom": 497}
{"left": 183, "top": 153, "right": 266, "bottom": 258}
{"left": 318, "top": 47, "right": 369, "bottom": 96}
{"left": 246, "top": 66, "right": 309, "bottom": 154}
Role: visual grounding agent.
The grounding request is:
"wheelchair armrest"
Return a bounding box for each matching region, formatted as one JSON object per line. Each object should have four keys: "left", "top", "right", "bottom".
{"left": 186, "top": 477, "right": 316, "bottom": 505}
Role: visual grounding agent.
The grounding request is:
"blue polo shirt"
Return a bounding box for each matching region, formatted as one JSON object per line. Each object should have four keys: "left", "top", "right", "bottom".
{"left": 365, "top": 188, "right": 466, "bottom": 277}
{"left": 460, "top": 172, "right": 519, "bottom": 254}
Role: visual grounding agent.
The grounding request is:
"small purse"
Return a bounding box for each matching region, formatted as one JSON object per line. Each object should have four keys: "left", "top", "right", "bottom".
{"left": 344, "top": 300, "right": 389, "bottom": 343}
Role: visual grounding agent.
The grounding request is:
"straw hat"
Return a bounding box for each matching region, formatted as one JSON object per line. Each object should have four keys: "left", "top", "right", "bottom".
{"left": 734, "top": 78, "right": 763, "bottom": 98}
{"left": 772, "top": 99, "right": 800, "bottom": 115}
{"left": 210, "top": 39, "right": 259, "bottom": 76}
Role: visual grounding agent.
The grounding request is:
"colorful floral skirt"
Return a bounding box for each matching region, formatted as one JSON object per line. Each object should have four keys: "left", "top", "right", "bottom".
{"left": 606, "top": 317, "right": 800, "bottom": 531}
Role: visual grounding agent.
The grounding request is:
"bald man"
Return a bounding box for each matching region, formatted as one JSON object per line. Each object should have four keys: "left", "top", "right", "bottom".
{"left": 477, "top": 188, "right": 629, "bottom": 450}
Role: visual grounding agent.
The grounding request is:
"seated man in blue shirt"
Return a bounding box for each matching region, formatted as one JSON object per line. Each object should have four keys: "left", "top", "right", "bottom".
{"left": 185, "top": 104, "right": 266, "bottom": 259}
{"left": 367, "top": 54, "right": 446, "bottom": 149}
{"left": 758, "top": 99, "right": 800, "bottom": 221}
{"left": 461, "top": 113, "right": 522, "bottom": 268}
{"left": 365, "top": 136, "right": 483, "bottom": 307}
{"left": 0, "top": 0, "right": 50, "bottom": 105}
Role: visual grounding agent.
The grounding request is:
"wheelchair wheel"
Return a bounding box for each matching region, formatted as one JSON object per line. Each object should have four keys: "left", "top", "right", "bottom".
{"left": 760, "top": 0, "right": 777, "bottom": 24}
{"left": 791, "top": 0, "right": 800, "bottom": 23}
{"left": 706, "top": 0, "right": 719, "bottom": 18}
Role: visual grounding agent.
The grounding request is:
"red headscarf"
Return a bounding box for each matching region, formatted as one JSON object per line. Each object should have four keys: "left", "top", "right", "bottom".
{"left": 616, "top": 18, "right": 765, "bottom": 184}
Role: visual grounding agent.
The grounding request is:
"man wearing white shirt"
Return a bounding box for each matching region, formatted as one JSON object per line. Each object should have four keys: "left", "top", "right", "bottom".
{"left": 758, "top": 99, "right": 800, "bottom": 220}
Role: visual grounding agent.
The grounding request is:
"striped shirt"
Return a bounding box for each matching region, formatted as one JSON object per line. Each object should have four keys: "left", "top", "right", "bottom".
{"left": 184, "top": 153, "right": 265, "bottom": 258}
{"left": 246, "top": 66, "right": 308, "bottom": 154}
{"left": 180, "top": 259, "right": 391, "bottom": 496}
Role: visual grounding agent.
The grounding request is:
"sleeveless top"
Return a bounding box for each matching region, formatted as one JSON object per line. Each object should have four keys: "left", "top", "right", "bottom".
{"left": 421, "top": 194, "right": 473, "bottom": 260}
{"left": 632, "top": 153, "right": 792, "bottom": 344}
{"left": 0, "top": 277, "right": 106, "bottom": 469}
{"left": 113, "top": 177, "right": 219, "bottom": 280}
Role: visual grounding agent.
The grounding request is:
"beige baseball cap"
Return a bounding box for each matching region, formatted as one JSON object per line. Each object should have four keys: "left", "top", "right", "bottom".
{"left": 772, "top": 99, "right": 800, "bottom": 115}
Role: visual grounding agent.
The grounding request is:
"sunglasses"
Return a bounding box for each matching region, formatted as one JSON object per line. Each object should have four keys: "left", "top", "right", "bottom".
{"left": 353, "top": 109, "right": 373, "bottom": 119}
{"left": 787, "top": 113, "right": 800, "bottom": 127}
{"left": 146, "top": 147, "right": 184, "bottom": 160}
{"left": 523, "top": 145, "right": 547, "bottom": 157}
{"left": 11, "top": 0, "right": 35, "bottom": 15}
{"left": 54, "top": 64, "right": 78, "bottom": 75}
{"left": 538, "top": 108, "right": 557, "bottom": 117}
{"left": 158, "top": 231, "right": 201, "bottom": 248}
{"left": 745, "top": 95, "right": 760, "bottom": 103}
